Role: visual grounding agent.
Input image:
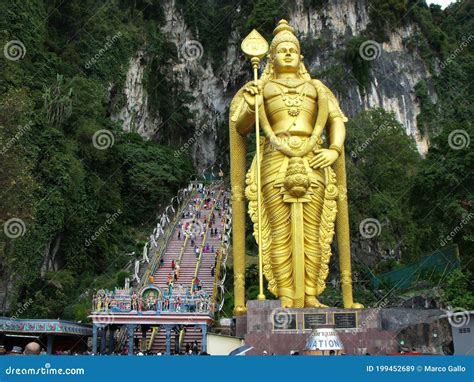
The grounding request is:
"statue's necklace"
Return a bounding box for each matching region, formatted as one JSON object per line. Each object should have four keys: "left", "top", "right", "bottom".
{"left": 275, "top": 82, "right": 308, "bottom": 117}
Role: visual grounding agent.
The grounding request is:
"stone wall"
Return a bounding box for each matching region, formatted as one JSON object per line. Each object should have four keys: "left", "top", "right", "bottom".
{"left": 235, "top": 300, "right": 452, "bottom": 355}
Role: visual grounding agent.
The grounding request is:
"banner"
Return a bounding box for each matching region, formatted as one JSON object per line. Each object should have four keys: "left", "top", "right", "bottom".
{"left": 0, "top": 355, "right": 472, "bottom": 382}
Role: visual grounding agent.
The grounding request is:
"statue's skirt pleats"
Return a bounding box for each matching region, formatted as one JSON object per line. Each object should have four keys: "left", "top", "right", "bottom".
{"left": 258, "top": 149, "right": 325, "bottom": 303}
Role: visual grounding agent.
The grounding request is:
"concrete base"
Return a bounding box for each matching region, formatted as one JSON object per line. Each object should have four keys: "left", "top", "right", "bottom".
{"left": 235, "top": 300, "right": 451, "bottom": 355}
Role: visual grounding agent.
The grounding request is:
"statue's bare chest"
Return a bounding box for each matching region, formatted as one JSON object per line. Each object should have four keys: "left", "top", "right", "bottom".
{"left": 263, "top": 81, "right": 318, "bottom": 134}
{"left": 264, "top": 81, "right": 317, "bottom": 103}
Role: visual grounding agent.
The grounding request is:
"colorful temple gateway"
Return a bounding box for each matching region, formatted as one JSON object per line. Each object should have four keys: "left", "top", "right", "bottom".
{"left": 90, "top": 286, "right": 214, "bottom": 355}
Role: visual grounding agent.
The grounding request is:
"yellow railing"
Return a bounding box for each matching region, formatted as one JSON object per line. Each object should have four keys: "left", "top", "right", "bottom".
{"left": 190, "top": 189, "right": 222, "bottom": 293}
{"left": 177, "top": 236, "right": 189, "bottom": 265}
{"left": 179, "top": 328, "right": 186, "bottom": 350}
{"left": 147, "top": 326, "right": 158, "bottom": 351}
{"left": 211, "top": 213, "right": 227, "bottom": 308}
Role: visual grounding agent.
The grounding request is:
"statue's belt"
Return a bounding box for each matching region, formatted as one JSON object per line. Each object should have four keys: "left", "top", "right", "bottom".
{"left": 263, "top": 135, "right": 321, "bottom": 154}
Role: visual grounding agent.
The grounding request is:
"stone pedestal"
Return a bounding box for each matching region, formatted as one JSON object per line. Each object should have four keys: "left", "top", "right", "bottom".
{"left": 235, "top": 300, "right": 450, "bottom": 355}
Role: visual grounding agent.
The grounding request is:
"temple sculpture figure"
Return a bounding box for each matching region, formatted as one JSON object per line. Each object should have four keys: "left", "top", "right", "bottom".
{"left": 229, "top": 20, "right": 363, "bottom": 312}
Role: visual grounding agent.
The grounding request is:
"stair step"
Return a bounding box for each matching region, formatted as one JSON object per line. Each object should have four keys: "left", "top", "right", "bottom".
{"left": 136, "top": 186, "right": 228, "bottom": 353}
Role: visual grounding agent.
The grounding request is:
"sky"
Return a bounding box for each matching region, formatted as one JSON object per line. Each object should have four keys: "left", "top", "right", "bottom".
{"left": 428, "top": 0, "right": 455, "bottom": 8}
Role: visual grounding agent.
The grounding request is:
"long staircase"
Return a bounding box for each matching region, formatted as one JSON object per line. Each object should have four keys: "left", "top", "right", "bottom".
{"left": 139, "top": 183, "right": 229, "bottom": 354}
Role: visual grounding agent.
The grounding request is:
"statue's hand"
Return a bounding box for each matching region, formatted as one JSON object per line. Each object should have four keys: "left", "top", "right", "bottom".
{"left": 243, "top": 83, "right": 263, "bottom": 110}
{"left": 309, "top": 149, "right": 339, "bottom": 169}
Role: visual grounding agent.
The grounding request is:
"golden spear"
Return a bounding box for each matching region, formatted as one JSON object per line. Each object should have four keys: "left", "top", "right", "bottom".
{"left": 241, "top": 30, "right": 269, "bottom": 300}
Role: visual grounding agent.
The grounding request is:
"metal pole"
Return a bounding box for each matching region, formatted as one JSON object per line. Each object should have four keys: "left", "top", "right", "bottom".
{"left": 251, "top": 57, "right": 265, "bottom": 301}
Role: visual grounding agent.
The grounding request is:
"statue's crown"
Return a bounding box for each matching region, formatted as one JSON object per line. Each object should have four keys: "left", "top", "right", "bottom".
{"left": 270, "top": 19, "right": 300, "bottom": 54}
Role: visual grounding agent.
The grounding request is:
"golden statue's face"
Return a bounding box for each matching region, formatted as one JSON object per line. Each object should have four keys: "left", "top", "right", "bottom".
{"left": 272, "top": 42, "right": 300, "bottom": 74}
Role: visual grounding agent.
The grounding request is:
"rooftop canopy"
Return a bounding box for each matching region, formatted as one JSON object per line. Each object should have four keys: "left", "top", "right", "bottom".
{"left": 0, "top": 317, "right": 92, "bottom": 337}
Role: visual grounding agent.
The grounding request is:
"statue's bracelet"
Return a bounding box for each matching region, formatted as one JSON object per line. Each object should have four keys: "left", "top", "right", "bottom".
{"left": 329, "top": 144, "right": 343, "bottom": 156}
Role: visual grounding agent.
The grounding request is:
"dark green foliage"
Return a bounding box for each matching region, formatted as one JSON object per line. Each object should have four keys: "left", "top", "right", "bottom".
{"left": 441, "top": 269, "right": 474, "bottom": 309}
{"left": 241, "top": 0, "right": 290, "bottom": 41}
{"left": 367, "top": 0, "right": 409, "bottom": 41}
{"left": 346, "top": 109, "right": 424, "bottom": 262}
{"left": 313, "top": 64, "right": 348, "bottom": 95}
{"left": 410, "top": 123, "right": 474, "bottom": 270}
{"left": 409, "top": 0, "right": 474, "bottom": 274}
{"left": 0, "top": 89, "right": 36, "bottom": 223}
{"left": 299, "top": 34, "right": 328, "bottom": 64}
{"left": 174, "top": 0, "right": 237, "bottom": 66}
{"left": 339, "top": 36, "right": 374, "bottom": 92}
{"left": 0, "top": 0, "right": 193, "bottom": 321}
{"left": 414, "top": 81, "right": 437, "bottom": 136}
{"left": 303, "top": 0, "right": 325, "bottom": 10}
{"left": 116, "top": 271, "right": 131, "bottom": 287}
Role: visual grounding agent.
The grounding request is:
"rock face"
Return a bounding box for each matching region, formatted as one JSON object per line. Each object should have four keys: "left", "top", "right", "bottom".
{"left": 111, "top": 50, "right": 160, "bottom": 138}
{"left": 158, "top": 0, "right": 241, "bottom": 170}
{"left": 112, "top": 0, "right": 437, "bottom": 165}
{"left": 381, "top": 308, "right": 453, "bottom": 354}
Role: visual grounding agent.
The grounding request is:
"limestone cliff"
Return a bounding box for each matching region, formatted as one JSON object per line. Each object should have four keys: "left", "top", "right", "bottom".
{"left": 111, "top": 50, "right": 161, "bottom": 137}
{"left": 111, "top": 0, "right": 437, "bottom": 166}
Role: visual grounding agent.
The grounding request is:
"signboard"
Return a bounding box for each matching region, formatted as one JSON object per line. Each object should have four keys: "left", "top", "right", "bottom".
{"left": 334, "top": 312, "right": 357, "bottom": 329}
{"left": 303, "top": 313, "right": 327, "bottom": 330}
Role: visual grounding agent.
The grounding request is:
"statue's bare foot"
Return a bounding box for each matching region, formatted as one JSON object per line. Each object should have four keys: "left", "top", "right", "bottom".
{"left": 280, "top": 297, "right": 294, "bottom": 308}
{"left": 304, "top": 296, "right": 328, "bottom": 308}
{"left": 349, "top": 302, "right": 364, "bottom": 309}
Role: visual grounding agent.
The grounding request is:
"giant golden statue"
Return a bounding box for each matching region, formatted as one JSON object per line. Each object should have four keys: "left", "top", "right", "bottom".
{"left": 230, "top": 20, "right": 362, "bottom": 313}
